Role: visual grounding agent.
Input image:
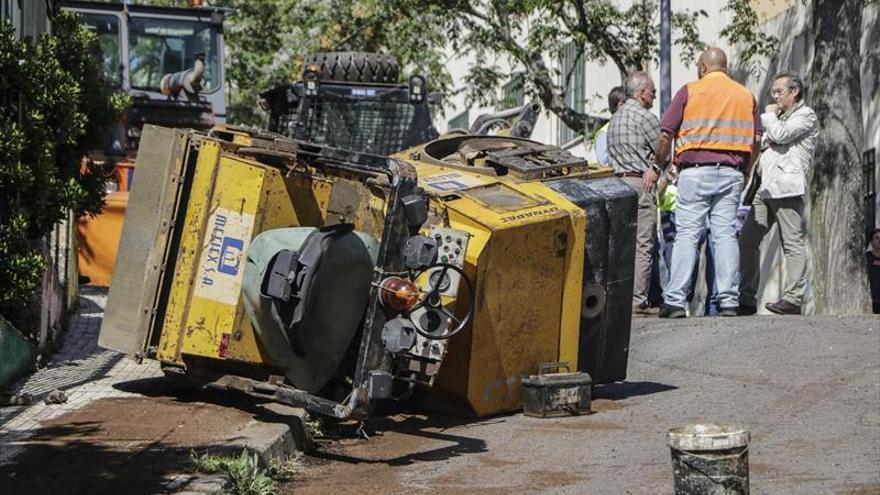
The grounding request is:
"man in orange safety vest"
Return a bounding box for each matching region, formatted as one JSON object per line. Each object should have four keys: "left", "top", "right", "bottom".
{"left": 646, "top": 48, "right": 762, "bottom": 319}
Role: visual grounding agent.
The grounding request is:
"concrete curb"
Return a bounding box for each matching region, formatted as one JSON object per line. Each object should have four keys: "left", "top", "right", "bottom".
{"left": 231, "top": 404, "right": 313, "bottom": 466}
{"left": 162, "top": 404, "right": 311, "bottom": 494}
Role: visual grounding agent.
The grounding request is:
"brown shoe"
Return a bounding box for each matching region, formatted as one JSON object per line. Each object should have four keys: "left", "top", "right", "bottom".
{"left": 633, "top": 301, "right": 660, "bottom": 316}
{"left": 765, "top": 300, "right": 801, "bottom": 315}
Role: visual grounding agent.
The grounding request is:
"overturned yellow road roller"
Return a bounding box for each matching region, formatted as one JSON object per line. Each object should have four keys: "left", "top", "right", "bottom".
{"left": 100, "top": 124, "right": 636, "bottom": 418}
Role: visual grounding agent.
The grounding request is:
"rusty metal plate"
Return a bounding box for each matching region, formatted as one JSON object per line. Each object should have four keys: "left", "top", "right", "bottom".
{"left": 99, "top": 125, "right": 191, "bottom": 357}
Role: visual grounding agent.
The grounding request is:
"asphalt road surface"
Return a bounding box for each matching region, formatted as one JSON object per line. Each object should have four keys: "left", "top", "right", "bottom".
{"left": 281, "top": 315, "right": 880, "bottom": 495}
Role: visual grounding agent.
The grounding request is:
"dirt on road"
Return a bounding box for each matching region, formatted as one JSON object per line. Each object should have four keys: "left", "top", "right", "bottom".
{"left": 2, "top": 314, "right": 877, "bottom": 495}
{"left": 281, "top": 412, "right": 609, "bottom": 495}
{"left": 0, "top": 384, "right": 292, "bottom": 495}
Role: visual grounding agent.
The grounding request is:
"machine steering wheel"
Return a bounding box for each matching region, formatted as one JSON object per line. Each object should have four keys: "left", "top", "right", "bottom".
{"left": 409, "top": 263, "right": 474, "bottom": 340}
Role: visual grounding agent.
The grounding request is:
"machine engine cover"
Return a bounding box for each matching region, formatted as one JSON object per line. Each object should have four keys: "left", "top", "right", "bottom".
{"left": 546, "top": 177, "right": 637, "bottom": 383}
{"left": 241, "top": 227, "right": 379, "bottom": 393}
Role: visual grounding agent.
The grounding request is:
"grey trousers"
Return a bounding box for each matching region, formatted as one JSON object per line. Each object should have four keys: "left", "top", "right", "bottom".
{"left": 622, "top": 176, "right": 657, "bottom": 306}
{"left": 739, "top": 195, "right": 808, "bottom": 306}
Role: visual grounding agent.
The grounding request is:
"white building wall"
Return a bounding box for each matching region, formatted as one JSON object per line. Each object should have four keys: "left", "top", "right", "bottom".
{"left": 437, "top": 0, "right": 737, "bottom": 157}
{"left": 862, "top": 2, "right": 880, "bottom": 229}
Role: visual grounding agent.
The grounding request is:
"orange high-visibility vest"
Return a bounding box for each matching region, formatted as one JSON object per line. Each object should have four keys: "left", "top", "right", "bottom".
{"left": 675, "top": 72, "right": 756, "bottom": 159}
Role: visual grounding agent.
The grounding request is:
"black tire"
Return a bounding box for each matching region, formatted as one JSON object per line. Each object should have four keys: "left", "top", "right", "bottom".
{"left": 304, "top": 52, "right": 400, "bottom": 84}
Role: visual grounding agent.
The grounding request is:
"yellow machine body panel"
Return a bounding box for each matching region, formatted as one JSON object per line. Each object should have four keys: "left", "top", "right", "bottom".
{"left": 157, "top": 140, "right": 221, "bottom": 364}
{"left": 103, "top": 124, "right": 629, "bottom": 419}
{"left": 413, "top": 163, "right": 586, "bottom": 416}
{"left": 156, "top": 137, "right": 387, "bottom": 370}
{"left": 221, "top": 167, "right": 320, "bottom": 364}
{"left": 158, "top": 148, "right": 277, "bottom": 363}
{"left": 101, "top": 123, "right": 635, "bottom": 420}
{"left": 514, "top": 181, "right": 585, "bottom": 371}
{"left": 177, "top": 158, "right": 263, "bottom": 359}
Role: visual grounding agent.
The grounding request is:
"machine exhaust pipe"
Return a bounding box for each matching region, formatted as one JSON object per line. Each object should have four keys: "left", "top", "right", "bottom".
{"left": 470, "top": 100, "right": 542, "bottom": 138}
{"left": 161, "top": 53, "right": 206, "bottom": 97}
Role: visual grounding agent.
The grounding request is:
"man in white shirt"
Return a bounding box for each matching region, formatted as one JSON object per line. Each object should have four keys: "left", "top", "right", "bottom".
{"left": 592, "top": 86, "right": 625, "bottom": 165}
{"left": 739, "top": 71, "right": 819, "bottom": 315}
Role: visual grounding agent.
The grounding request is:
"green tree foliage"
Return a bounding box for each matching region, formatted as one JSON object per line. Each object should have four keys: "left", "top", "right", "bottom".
{"left": 0, "top": 13, "right": 126, "bottom": 330}
{"left": 124, "top": 0, "right": 774, "bottom": 132}
{"left": 720, "top": 0, "right": 778, "bottom": 76}
{"left": 140, "top": 0, "right": 452, "bottom": 124}
{"left": 220, "top": 0, "right": 452, "bottom": 124}
{"left": 415, "top": 0, "right": 777, "bottom": 133}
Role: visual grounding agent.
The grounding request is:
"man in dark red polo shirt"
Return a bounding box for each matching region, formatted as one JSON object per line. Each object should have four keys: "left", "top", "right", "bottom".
{"left": 646, "top": 48, "right": 762, "bottom": 318}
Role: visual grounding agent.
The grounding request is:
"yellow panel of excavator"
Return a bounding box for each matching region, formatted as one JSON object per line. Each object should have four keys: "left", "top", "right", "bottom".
{"left": 413, "top": 163, "right": 585, "bottom": 416}
{"left": 155, "top": 138, "right": 382, "bottom": 370}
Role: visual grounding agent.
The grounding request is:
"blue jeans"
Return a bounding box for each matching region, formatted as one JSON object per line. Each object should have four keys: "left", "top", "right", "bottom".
{"left": 660, "top": 211, "right": 710, "bottom": 308}
{"left": 704, "top": 233, "right": 718, "bottom": 315}
{"left": 664, "top": 165, "right": 744, "bottom": 309}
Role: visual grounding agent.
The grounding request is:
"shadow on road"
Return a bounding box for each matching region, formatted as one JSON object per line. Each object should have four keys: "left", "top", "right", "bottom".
{"left": 116, "top": 376, "right": 490, "bottom": 468}
{"left": 312, "top": 413, "right": 488, "bottom": 467}
{"left": 593, "top": 381, "right": 678, "bottom": 400}
{"left": 0, "top": 388, "right": 282, "bottom": 495}
{"left": 113, "top": 376, "right": 309, "bottom": 428}
{"left": 0, "top": 420, "right": 212, "bottom": 495}
{"left": 75, "top": 286, "right": 108, "bottom": 313}
{"left": 112, "top": 375, "right": 203, "bottom": 397}
{"left": 0, "top": 288, "right": 121, "bottom": 427}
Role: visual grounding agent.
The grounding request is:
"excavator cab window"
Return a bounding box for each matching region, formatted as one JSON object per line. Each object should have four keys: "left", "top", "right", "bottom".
{"left": 128, "top": 16, "right": 219, "bottom": 92}
{"left": 80, "top": 12, "right": 122, "bottom": 86}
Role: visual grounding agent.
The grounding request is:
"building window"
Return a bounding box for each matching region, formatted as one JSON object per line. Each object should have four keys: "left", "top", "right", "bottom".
{"left": 448, "top": 109, "right": 469, "bottom": 131}
{"left": 80, "top": 13, "right": 122, "bottom": 86}
{"left": 865, "top": 148, "right": 876, "bottom": 234}
{"left": 557, "top": 42, "right": 586, "bottom": 145}
{"left": 2, "top": 0, "right": 53, "bottom": 41}
{"left": 500, "top": 74, "right": 524, "bottom": 109}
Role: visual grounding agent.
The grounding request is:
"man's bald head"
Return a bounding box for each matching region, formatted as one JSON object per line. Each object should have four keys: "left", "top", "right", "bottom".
{"left": 697, "top": 48, "right": 728, "bottom": 78}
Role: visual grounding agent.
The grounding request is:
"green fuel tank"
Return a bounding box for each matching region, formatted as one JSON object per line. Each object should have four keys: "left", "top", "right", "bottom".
{"left": 241, "top": 226, "right": 380, "bottom": 393}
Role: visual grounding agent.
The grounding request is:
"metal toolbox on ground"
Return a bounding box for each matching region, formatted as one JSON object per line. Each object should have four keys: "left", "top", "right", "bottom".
{"left": 521, "top": 368, "right": 592, "bottom": 418}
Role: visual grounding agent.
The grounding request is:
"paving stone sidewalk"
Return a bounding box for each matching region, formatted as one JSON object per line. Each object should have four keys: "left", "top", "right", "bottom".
{"left": 0, "top": 286, "right": 162, "bottom": 464}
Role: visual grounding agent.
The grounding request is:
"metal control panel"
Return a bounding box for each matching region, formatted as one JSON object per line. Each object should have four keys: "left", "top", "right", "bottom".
{"left": 429, "top": 226, "right": 470, "bottom": 295}
{"left": 404, "top": 226, "right": 471, "bottom": 385}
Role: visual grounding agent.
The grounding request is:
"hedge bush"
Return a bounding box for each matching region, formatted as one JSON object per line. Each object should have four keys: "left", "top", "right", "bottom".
{"left": 0, "top": 13, "right": 127, "bottom": 336}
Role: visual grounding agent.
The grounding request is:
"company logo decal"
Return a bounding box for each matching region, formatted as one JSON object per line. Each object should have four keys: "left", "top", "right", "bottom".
{"left": 195, "top": 209, "right": 255, "bottom": 305}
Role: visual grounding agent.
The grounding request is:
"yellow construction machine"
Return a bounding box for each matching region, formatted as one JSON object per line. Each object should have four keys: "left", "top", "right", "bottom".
{"left": 100, "top": 55, "right": 637, "bottom": 419}
{"left": 63, "top": 0, "right": 230, "bottom": 286}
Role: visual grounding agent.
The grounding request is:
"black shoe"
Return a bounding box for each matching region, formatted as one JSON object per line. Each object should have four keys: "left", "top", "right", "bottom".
{"left": 718, "top": 307, "right": 739, "bottom": 317}
{"left": 765, "top": 300, "right": 801, "bottom": 315}
{"left": 659, "top": 304, "right": 686, "bottom": 318}
{"left": 737, "top": 304, "right": 757, "bottom": 316}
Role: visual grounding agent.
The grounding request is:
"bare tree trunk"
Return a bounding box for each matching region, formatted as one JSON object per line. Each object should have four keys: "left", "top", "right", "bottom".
{"left": 808, "top": 0, "right": 868, "bottom": 313}
{"left": 521, "top": 52, "right": 589, "bottom": 132}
